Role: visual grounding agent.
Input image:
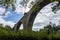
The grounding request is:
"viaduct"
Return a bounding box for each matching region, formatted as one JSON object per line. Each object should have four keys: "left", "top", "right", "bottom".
{"left": 13, "top": 0, "right": 52, "bottom": 32}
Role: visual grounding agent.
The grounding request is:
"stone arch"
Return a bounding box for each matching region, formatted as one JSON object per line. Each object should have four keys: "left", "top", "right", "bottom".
{"left": 12, "top": 20, "right": 22, "bottom": 31}
{"left": 13, "top": 0, "right": 51, "bottom": 32}
{"left": 26, "top": 0, "right": 51, "bottom": 32}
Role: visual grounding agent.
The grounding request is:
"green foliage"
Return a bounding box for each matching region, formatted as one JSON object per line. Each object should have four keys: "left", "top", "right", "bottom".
{"left": 0, "top": 23, "right": 60, "bottom": 40}
{"left": 0, "top": 0, "right": 60, "bottom": 15}
{"left": 0, "top": 0, "right": 15, "bottom": 11}
{"left": 50, "top": 0, "right": 60, "bottom": 13}
{"left": 5, "top": 25, "right": 11, "bottom": 31}
{"left": 53, "top": 32, "right": 60, "bottom": 39}
{"left": 50, "top": 0, "right": 60, "bottom": 2}
{"left": 32, "top": 4, "right": 40, "bottom": 13}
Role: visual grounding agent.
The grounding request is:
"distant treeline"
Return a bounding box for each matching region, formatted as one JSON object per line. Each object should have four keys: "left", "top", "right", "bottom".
{"left": 0, "top": 23, "right": 60, "bottom": 40}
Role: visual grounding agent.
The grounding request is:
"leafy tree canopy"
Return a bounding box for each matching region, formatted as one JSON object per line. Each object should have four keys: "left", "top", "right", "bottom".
{"left": 0, "top": 0, "right": 60, "bottom": 15}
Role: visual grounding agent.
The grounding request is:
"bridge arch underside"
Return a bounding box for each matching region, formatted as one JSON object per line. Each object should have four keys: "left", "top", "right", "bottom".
{"left": 26, "top": 1, "right": 51, "bottom": 31}
{"left": 13, "top": 0, "right": 53, "bottom": 31}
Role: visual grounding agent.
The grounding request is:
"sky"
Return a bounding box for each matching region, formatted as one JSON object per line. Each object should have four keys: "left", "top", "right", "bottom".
{"left": 0, "top": 0, "right": 60, "bottom": 31}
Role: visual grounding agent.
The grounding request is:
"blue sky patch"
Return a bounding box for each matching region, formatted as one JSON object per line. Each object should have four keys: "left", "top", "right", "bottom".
{"left": 4, "top": 12, "right": 24, "bottom": 23}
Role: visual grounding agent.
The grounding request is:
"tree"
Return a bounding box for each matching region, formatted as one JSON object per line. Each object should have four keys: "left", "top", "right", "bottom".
{"left": 5, "top": 25, "right": 11, "bottom": 31}
{"left": 0, "top": 24, "right": 4, "bottom": 30}
{"left": 44, "top": 23, "right": 60, "bottom": 33}
{"left": 0, "top": 0, "right": 15, "bottom": 16}
{"left": 0, "top": 0, "right": 30, "bottom": 14}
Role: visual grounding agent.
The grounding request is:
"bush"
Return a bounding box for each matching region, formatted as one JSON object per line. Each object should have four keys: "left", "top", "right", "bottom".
{"left": 0, "top": 24, "right": 60, "bottom": 40}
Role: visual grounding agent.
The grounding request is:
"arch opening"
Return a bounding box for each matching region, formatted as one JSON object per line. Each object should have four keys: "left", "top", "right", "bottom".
{"left": 19, "top": 24, "right": 23, "bottom": 30}
{"left": 33, "top": 2, "right": 60, "bottom": 31}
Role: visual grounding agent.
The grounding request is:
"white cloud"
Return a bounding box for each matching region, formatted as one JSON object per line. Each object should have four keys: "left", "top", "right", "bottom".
{"left": 0, "top": 7, "right": 11, "bottom": 18}
{"left": 0, "top": 7, "right": 5, "bottom": 15}
{"left": 3, "top": 11, "right": 11, "bottom": 18}
{"left": 0, "top": 8, "right": 17, "bottom": 29}
{"left": 0, "top": 17, "right": 15, "bottom": 28}
{"left": 15, "top": 0, "right": 36, "bottom": 14}
{"left": 15, "top": 0, "right": 25, "bottom": 14}
{"left": 15, "top": 4, "right": 24, "bottom": 14}
{"left": 0, "top": 7, "right": 15, "bottom": 28}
